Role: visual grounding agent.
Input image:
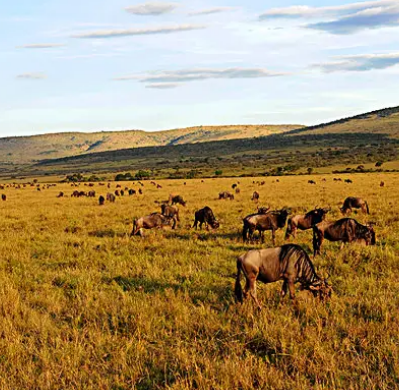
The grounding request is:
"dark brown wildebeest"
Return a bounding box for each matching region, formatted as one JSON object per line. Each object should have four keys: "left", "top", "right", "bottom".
{"left": 99, "top": 196, "right": 105, "bottom": 206}
{"left": 235, "top": 244, "right": 332, "bottom": 310}
{"left": 308, "top": 180, "right": 316, "bottom": 185}
{"left": 57, "top": 192, "right": 64, "bottom": 198}
{"left": 219, "top": 191, "right": 234, "bottom": 200}
{"left": 107, "top": 183, "right": 111, "bottom": 189}
{"left": 139, "top": 188, "right": 143, "bottom": 195}
{"left": 115, "top": 190, "right": 120, "bottom": 197}
{"left": 235, "top": 187, "right": 240, "bottom": 194}
{"left": 128, "top": 189, "right": 136, "bottom": 196}
{"left": 285, "top": 207, "right": 330, "bottom": 239}
{"left": 251, "top": 191, "right": 260, "bottom": 202}
{"left": 1, "top": 194, "right": 6, "bottom": 201}
{"left": 106, "top": 193, "right": 116, "bottom": 203}
{"left": 257, "top": 206, "right": 270, "bottom": 214}
{"left": 169, "top": 194, "right": 186, "bottom": 206}
{"left": 341, "top": 197, "right": 369, "bottom": 214}
{"left": 380, "top": 181, "right": 385, "bottom": 187}
{"left": 130, "top": 213, "right": 175, "bottom": 237}
{"left": 116, "top": 184, "right": 121, "bottom": 188}
{"left": 345, "top": 179, "right": 353, "bottom": 184}
{"left": 242, "top": 208, "right": 290, "bottom": 245}
{"left": 333, "top": 178, "right": 342, "bottom": 182}
{"left": 88, "top": 191, "right": 96, "bottom": 198}
{"left": 157, "top": 184, "right": 162, "bottom": 189}
{"left": 313, "top": 218, "right": 376, "bottom": 256}
{"left": 232, "top": 184, "right": 238, "bottom": 189}
{"left": 161, "top": 204, "right": 179, "bottom": 229}
{"left": 193, "top": 206, "right": 220, "bottom": 230}
{"left": 120, "top": 190, "right": 124, "bottom": 196}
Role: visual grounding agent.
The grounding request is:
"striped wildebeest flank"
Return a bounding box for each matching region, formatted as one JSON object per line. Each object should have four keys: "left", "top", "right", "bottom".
{"left": 285, "top": 207, "right": 330, "bottom": 239}
{"left": 242, "top": 208, "right": 290, "bottom": 245}
{"left": 193, "top": 206, "right": 219, "bottom": 230}
{"left": 341, "top": 197, "right": 369, "bottom": 215}
{"left": 235, "top": 244, "right": 332, "bottom": 310}
{"left": 130, "top": 213, "right": 175, "bottom": 237}
{"left": 313, "top": 218, "right": 376, "bottom": 257}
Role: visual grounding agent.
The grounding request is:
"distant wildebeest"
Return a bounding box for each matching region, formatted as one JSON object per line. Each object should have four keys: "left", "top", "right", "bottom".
{"left": 107, "top": 183, "right": 111, "bottom": 188}
{"left": 130, "top": 213, "right": 175, "bottom": 237}
{"left": 232, "top": 184, "right": 238, "bottom": 189}
{"left": 235, "top": 187, "right": 240, "bottom": 194}
{"left": 321, "top": 178, "right": 327, "bottom": 182}
{"left": 120, "top": 190, "right": 124, "bottom": 196}
{"left": 106, "top": 193, "right": 116, "bottom": 203}
{"left": 341, "top": 197, "right": 369, "bottom": 214}
{"left": 193, "top": 206, "right": 220, "bottom": 230}
{"left": 251, "top": 191, "right": 260, "bottom": 202}
{"left": 128, "top": 189, "right": 136, "bottom": 196}
{"left": 115, "top": 190, "right": 120, "bottom": 197}
{"left": 235, "top": 244, "right": 332, "bottom": 310}
{"left": 57, "top": 192, "right": 64, "bottom": 198}
{"left": 99, "top": 196, "right": 105, "bottom": 206}
{"left": 88, "top": 191, "right": 96, "bottom": 198}
{"left": 242, "top": 208, "right": 290, "bottom": 245}
{"left": 169, "top": 194, "right": 186, "bottom": 206}
{"left": 334, "top": 178, "right": 342, "bottom": 182}
{"left": 138, "top": 188, "right": 143, "bottom": 195}
{"left": 1, "top": 194, "right": 6, "bottom": 201}
{"left": 380, "top": 181, "right": 385, "bottom": 187}
{"left": 308, "top": 180, "right": 316, "bottom": 185}
{"left": 345, "top": 179, "right": 353, "bottom": 184}
{"left": 285, "top": 207, "right": 330, "bottom": 239}
{"left": 219, "top": 191, "right": 234, "bottom": 200}
{"left": 157, "top": 184, "right": 162, "bottom": 189}
{"left": 313, "top": 218, "right": 376, "bottom": 257}
{"left": 161, "top": 204, "right": 179, "bottom": 229}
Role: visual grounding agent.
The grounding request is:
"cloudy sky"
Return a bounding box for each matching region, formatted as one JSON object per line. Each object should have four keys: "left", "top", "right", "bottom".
{"left": 1, "top": 0, "right": 399, "bottom": 136}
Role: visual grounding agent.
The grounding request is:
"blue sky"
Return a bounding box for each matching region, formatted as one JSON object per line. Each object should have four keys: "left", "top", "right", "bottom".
{"left": 1, "top": 0, "right": 399, "bottom": 136}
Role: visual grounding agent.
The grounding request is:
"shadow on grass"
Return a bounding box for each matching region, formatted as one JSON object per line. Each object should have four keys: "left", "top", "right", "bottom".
{"left": 88, "top": 229, "right": 127, "bottom": 238}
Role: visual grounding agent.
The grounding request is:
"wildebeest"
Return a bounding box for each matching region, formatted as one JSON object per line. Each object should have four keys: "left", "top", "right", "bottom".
{"left": 1, "top": 194, "right": 6, "bottom": 201}
{"left": 341, "top": 197, "right": 369, "bottom": 214}
{"left": 219, "top": 191, "right": 234, "bottom": 200}
{"left": 139, "top": 188, "right": 143, "bottom": 195}
{"left": 235, "top": 244, "right": 332, "bottom": 310}
{"left": 232, "top": 184, "right": 238, "bottom": 189}
{"left": 308, "top": 180, "right": 316, "bottom": 185}
{"left": 251, "top": 191, "right": 260, "bottom": 202}
{"left": 257, "top": 206, "right": 270, "bottom": 214}
{"left": 115, "top": 190, "right": 120, "bottom": 197}
{"left": 157, "top": 184, "right": 162, "bottom": 189}
{"left": 345, "top": 179, "right": 353, "bottom": 184}
{"left": 380, "top": 181, "right": 385, "bottom": 187}
{"left": 120, "top": 190, "right": 124, "bottom": 196}
{"left": 169, "top": 194, "right": 186, "bottom": 206}
{"left": 235, "top": 187, "right": 240, "bottom": 194}
{"left": 130, "top": 213, "right": 175, "bottom": 237}
{"left": 128, "top": 189, "right": 136, "bottom": 196}
{"left": 99, "top": 195, "right": 105, "bottom": 206}
{"left": 285, "top": 207, "right": 330, "bottom": 239}
{"left": 88, "top": 191, "right": 96, "bottom": 198}
{"left": 106, "top": 193, "right": 116, "bottom": 203}
{"left": 57, "top": 192, "right": 64, "bottom": 198}
{"left": 193, "top": 206, "right": 220, "bottom": 230}
{"left": 161, "top": 204, "right": 179, "bottom": 229}
{"left": 313, "top": 218, "right": 376, "bottom": 256}
{"left": 242, "top": 208, "right": 290, "bottom": 245}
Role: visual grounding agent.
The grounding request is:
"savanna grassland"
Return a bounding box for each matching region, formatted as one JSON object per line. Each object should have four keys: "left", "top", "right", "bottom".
{"left": 0, "top": 174, "right": 398, "bottom": 389}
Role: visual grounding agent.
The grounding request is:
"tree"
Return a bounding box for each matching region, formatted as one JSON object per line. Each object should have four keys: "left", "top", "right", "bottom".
{"left": 215, "top": 170, "right": 223, "bottom": 176}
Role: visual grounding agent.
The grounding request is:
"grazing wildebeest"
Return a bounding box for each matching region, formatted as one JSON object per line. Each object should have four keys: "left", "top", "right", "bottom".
{"left": 308, "top": 180, "right": 316, "bottom": 185}
{"left": 161, "top": 204, "right": 179, "bottom": 229}
{"left": 57, "top": 192, "right": 64, "bottom": 198}
{"left": 232, "top": 184, "right": 238, "bottom": 189}
{"left": 334, "top": 178, "right": 342, "bottom": 182}
{"left": 169, "top": 194, "right": 186, "bottom": 206}
{"left": 106, "top": 193, "right": 116, "bottom": 203}
{"left": 139, "top": 188, "right": 143, "bottom": 195}
{"left": 285, "top": 207, "right": 330, "bottom": 239}
{"left": 380, "top": 181, "right": 385, "bottom": 187}
{"left": 345, "top": 179, "right": 353, "bottom": 184}
{"left": 130, "top": 213, "right": 175, "bottom": 236}
{"left": 1, "top": 194, "right": 6, "bottom": 201}
{"left": 242, "top": 208, "right": 290, "bottom": 245}
{"left": 120, "top": 190, "right": 124, "bottom": 196}
{"left": 88, "top": 191, "right": 96, "bottom": 198}
{"left": 116, "top": 184, "right": 121, "bottom": 188}
{"left": 128, "top": 189, "right": 136, "bottom": 196}
{"left": 157, "top": 184, "right": 162, "bottom": 189}
{"left": 251, "top": 191, "right": 260, "bottom": 202}
{"left": 219, "top": 192, "right": 234, "bottom": 200}
{"left": 115, "top": 190, "right": 120, "bottom": 197}
{"left": 341, "top": 197, "right": 369, "bottom": 214}
{"left": 235, "top": 244, "right": 332, "bottom": 309}
{"left": 313, "top": 218, "right": 376, "bottom": 256}
{"left": 193, "top": 206, "right": 220, "bottom": 230}
{"left": 235, "top": 187, "right": 240, "bottom": 194}
{"left": 99, "top": 196, "right": 105, "bottom": 206}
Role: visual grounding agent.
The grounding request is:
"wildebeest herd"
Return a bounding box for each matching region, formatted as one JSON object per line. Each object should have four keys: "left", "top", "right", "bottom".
{"left": 128, "top": 189, "right": 375, "bottom": 310}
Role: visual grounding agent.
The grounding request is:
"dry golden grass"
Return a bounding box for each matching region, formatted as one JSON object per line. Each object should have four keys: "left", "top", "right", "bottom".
{"left": 0, "top": 174, "right": 398, "bottom": 389}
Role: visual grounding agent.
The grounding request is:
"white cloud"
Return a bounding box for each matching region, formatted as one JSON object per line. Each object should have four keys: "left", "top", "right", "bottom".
{"left": 16, "top": 73, "right": 47, "bottom": 80}
{"left": 145, "top": 82, "right": 181, "bottom": 89}
{"left": 72, "top": 24, "right": 206, "bottom": 38}
{"left": 125, "top": 2, "right": 178, "bottom": 15}
{"left": 17, "top": 43, "right": 65, "bottom": 49}
{"left": 188, "top": 7, "right": 235, "bottom": 16}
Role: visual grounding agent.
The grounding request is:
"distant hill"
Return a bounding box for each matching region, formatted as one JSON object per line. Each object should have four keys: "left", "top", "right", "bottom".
{"left": 0, "top": 124, "right": 301, "bottom": 164}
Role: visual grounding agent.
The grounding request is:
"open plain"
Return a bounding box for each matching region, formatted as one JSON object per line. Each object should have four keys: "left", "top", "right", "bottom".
{"left": 0, "top": 174, "right": 398, "bottom": 389}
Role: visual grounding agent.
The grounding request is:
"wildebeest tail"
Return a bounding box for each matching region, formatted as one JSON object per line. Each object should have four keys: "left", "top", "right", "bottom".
{"left": 312, "top": 226, "right": 322, "bottom": 256}
{"left": 234, "top": 257, "right": 244, "bottom": 303}
{"left": 365, "top": 201, "right": 370, "bottom": 214}
{"left": 242, "top": 220, "right": 249, "bottom": 242}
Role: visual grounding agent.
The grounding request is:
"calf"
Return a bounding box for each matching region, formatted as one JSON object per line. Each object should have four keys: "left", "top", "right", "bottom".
{"left": 235, "top": 244, "right": 332, "bottom": 309}
{"left": 313, "top": 218, "right": 376, "bottom": 256}
{"left": 193, "top": 206, "right": 220, "bottom": 230}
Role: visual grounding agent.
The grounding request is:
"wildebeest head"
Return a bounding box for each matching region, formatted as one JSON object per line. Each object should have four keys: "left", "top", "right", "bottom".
{"left": 366, "top": 224, "right": 376, "bottom": 245}
{"left": 257, "top": 206, "right": 270, "bottom": 214}
{"left": 302, "top": 277, "right": 332, "bottom": 301}
{"left": 211, "top": 220, "right": 220, "bottom": 229}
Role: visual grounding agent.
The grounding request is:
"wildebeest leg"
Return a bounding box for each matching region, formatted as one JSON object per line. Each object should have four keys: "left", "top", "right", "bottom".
{"left": 243, "top": 278, "right": 250, "bottom": 300}
{"left": 288, "top": 280, "right": 296, "bottom": 300}
{"left": 193, "top": 219, "right": 198, "bottom": 229}
{"left": 248, "top": 275, "right": 262, "bottom": 310}
{"left": 271, "top": 229, "right": 276, "bottom": 246}
{"left": 281, "top": 280, "right": 288, "bottom": 297}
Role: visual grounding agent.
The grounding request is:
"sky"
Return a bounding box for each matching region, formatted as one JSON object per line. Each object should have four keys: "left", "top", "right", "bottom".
{"left": 1, "top": 0, "right": 399, "bottom": 136}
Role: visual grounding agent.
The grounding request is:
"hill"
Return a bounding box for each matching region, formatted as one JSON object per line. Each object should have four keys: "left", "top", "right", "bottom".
{"left": 0, "top": 124, "right": 301, "bottom": 164}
